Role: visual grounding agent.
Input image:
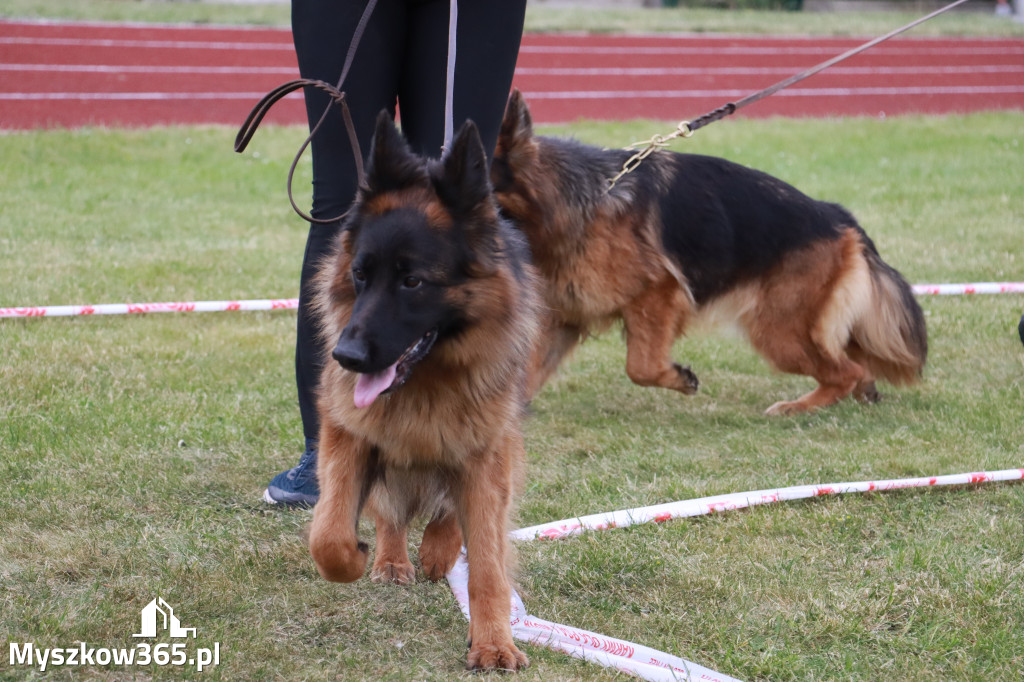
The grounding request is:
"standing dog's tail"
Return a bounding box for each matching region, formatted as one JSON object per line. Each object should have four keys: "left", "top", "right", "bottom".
{"left": 847, "top": 237, "right": 928, "bottom": 386}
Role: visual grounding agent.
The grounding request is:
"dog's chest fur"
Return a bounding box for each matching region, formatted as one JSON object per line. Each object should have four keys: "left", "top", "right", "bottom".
{"left": 323, "top": 362, "right": 518, "bottom": 469}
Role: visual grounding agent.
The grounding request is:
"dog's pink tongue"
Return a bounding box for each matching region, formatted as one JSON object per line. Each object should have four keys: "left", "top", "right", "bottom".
{"left": 353, "top": 363, "right": 398, "bottom": 409}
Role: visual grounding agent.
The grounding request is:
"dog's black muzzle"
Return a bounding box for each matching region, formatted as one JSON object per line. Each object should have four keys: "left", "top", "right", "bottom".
{"left": 332, "top": 336, "right": 372, "bottom": 373}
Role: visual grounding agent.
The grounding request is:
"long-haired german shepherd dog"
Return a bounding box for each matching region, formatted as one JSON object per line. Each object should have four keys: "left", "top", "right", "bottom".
{"left": 493, "top": 90, "right": 927, "bottom": 415}
{"left": 308, "top": 112, "right": 540, "bottom": 671}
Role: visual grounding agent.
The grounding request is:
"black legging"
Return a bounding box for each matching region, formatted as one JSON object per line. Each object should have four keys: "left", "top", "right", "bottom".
{"left": 292, "top": 0, "right": 527, "bottom": 444}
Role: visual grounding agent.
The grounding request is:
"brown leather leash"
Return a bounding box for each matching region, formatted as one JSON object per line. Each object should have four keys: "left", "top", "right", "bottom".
{"left": 608, "top": 0, "right": 973, "bottom": 189}
{"left": 234, "top": 0, "right": 378, "bottom": 225}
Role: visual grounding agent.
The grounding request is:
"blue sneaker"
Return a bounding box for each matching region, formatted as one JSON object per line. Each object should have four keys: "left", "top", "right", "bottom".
{"left": 264, "top": 441, "right": 320, "bottom": 506}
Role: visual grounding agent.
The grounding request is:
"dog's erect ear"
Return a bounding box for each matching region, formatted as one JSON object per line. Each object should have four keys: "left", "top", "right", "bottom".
{"left": 499, "top": 89, "right": 534, "bottom": 149}
{"left": 364, "top": 110, "right": 429, "bottom": 194}
{"left": 434, "top": 121, "right": 502, "bottom": 275}
{"left": 434, "top": 120, "right": 491, "bottom": 215}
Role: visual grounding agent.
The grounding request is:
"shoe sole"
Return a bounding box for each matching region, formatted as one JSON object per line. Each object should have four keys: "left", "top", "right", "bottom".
{"left": 263, "top": 487, "right": 318, "bottom": 507}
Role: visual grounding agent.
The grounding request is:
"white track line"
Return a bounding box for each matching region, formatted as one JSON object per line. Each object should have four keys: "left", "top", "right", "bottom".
{"left": 4, "top": 35, "right": 1022, "bottom": 56}
{"left": 0, "top": 63, "right": 300, "bottom": 75}
{"left": 0, "top": 17, "right": 292, "bottom": 32}
{"left": 522, "top": 85, "right": 1024, "bottom": 99}
{"left": 515, "top": 64, "right": 1024, "bottom": 76}
{"left": 0, "top": 36, "right": 294, "bottom": 50}
{"left": 3, "top": 17, "right": 1017, "bottom": 45}
{"left": 5, "top": 85, "right": 1023, "bottom": 102}
{"left": 0, "top": 91, "right": 301, "bottom": 101}
{"left": 519, "top": 44, "right": 1024, "bottom": 56}
{"left": 5, "top": 63, "right": 1020, "bottom": 77}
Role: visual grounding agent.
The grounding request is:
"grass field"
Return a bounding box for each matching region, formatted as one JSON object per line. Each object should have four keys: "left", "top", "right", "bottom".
{"left": 2, "top": 112, "right": 1023, "bottom": 680}
{"left": 4, "top": 0, "right": 1024, "bottom": 37}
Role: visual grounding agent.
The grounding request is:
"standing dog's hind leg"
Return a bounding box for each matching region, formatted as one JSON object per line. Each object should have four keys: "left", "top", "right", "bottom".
{"left": 419, "top": 511, "right": 463, "bottom": 582}
{"left": 371, "top": 517, "right": 416, "bottom": 585}
{"left": 764, "top": 352, "right": 865, "bottom": 416}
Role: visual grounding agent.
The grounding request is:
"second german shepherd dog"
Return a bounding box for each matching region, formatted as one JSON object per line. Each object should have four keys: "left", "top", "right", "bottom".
{"left": 308, "top": 112, "right": 540, "bottom": 671}
{"left": 493, "top": 91, "right": 927, "bottom": 415}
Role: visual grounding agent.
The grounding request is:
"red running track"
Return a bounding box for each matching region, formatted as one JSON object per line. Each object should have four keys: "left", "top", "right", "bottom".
{"left": 1, "top": 18, "right": 1023, "bottom": 129}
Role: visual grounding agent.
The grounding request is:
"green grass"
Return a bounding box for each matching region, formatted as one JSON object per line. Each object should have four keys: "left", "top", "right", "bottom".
{"left": 4, "top": 0, "right": 1024, "bottom": 37}
{"left": 2, "top": 113, "right": 1023, "bottom": 681}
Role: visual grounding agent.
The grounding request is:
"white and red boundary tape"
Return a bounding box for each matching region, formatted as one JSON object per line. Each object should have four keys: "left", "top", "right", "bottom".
{"left": 913, "top": 282, "right": 1024, "bottom": 296}
{"left": 1, "top": 282, "right": 1022, "bottom": 320}
{"left": 447, "top": 467, "right": 1024, "bottom": 681}
{"left": 0, "top": 298, "right": 298, "bottom": 318}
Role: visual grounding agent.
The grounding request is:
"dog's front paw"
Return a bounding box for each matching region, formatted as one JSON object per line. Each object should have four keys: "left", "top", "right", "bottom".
{"left": 370, "top": 560, "right": 416, "bottom": 585}
{"left": 673, "top": 363, "right": 699, "bottom": 395}
{"left": 466, "top": 643, "right": 529, "bottom": 672}
{"left": 310, "top": 537, "right": 369, "bottom": 583}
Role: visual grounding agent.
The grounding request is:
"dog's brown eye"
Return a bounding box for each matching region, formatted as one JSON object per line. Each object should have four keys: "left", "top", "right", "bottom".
{"left": 402, "top": 276, "right": 421, "bottom": 289}
{"left": 352, "top": 268, "right": 366, "bottom": 283}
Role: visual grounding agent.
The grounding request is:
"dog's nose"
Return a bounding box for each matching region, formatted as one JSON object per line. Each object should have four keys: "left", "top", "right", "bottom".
{"left": 332, "top": 337, "right": 370, "bottom": 372}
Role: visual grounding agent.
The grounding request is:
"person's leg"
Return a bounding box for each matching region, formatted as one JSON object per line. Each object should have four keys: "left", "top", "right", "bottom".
{"left": 398, "top": 0, "right": 526, "bottom": 163}
{"left": 267, "top": 0, "right": 408, "bottom": 505}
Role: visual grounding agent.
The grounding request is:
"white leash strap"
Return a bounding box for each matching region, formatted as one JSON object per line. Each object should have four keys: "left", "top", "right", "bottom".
{"left": 442, "top": 0, "right": 458, "bottom": 153}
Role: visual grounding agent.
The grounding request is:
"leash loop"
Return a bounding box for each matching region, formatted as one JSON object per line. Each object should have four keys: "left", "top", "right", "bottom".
{"left": 234, "top": 0, "right": 379, "bottom": 225}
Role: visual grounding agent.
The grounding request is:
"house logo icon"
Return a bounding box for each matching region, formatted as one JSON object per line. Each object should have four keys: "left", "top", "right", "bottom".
{"left": 132, "top": 597, "right": 196, "bottom": 639}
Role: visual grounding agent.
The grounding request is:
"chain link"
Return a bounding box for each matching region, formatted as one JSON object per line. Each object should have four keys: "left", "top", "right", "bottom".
{"left": 607, "top": 120, "right": 693, "bottom": 191}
